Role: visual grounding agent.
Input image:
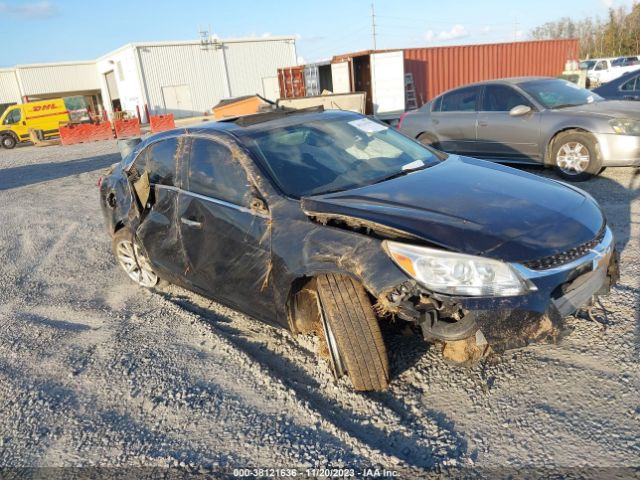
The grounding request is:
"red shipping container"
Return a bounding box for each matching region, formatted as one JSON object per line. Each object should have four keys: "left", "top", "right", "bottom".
{"left": 402, "top": 39, "right": 579, "bottom": 106}
{"left": 278, "top": 66, "right": 306, "bottom": 99}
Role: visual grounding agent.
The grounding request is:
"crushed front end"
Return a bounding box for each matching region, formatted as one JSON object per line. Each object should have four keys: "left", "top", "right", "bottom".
{"left": 378, "top": 226, "right": 619, "bottom": 354}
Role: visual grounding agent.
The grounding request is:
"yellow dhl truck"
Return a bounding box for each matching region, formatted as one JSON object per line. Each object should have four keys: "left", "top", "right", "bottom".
{"left": 0, "top": 97, "right": 89, "bottom": 149}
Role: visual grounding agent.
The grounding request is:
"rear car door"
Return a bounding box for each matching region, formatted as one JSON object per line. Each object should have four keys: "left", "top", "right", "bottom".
{"left": 476, "top": 84, "right": 542, "bottom": 162}
{"left": 178, "top": 135, "right": 274, "bottom": 320}
{"left": 430, "top": 86, "right": 479, "bottom": 155}
{"left": 134, "top": 136, "right": 190, "bottom": 283}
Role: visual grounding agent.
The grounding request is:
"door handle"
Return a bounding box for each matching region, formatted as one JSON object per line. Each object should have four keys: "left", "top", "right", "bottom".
{"left": 478, "top": 121, "right": 489, "bottom": 127}
{"left": 180, "top": 217, "right": 202, "bottom": 228}
{"left": 432, "top": 119, "right": 440, "bottom": 125}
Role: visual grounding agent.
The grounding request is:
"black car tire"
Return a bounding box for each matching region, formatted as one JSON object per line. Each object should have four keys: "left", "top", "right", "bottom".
{"left": 316, "top": 273, "right": 389, "bottom": 391}
{"left": 417, "top": 132, "right": 440, "bottom": 149}
{"left": 551, "top": 131, "right": 602, "bottom": 182}
{"left": 112, "top": 227, "right": 159, "bottom": 288}
{"left": 1, "top": 135, "right": 17, "bottom": 149}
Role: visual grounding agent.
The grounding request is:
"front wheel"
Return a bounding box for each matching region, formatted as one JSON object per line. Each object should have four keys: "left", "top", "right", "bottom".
{"left": 316, "top": 274, "right": 389, "bottom": 391}
{"left": 1, "top": 135, "right": 17, "bottom": 149}
{"left": 112, "top": 227, "right": 159, "bottom": 288}
{"left": 551, "top": 132, "right": 602, "bottom": 182}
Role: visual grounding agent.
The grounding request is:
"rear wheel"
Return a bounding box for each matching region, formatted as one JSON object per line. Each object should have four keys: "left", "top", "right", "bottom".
{"left": 112, "top": 227, "right": 159, "bottom": 288}
{"left": 552, "top": 131, "right": 602, "bottom": 182}
{"left": 316, "top": 274, "right": 389, "bottom": 391}
{"left": 1, "top": 135, "right": 16, "bottom": 149}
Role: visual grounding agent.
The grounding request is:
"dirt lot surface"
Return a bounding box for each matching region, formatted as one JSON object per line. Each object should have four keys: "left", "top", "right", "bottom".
{"left": 0, "top": 141, "right": 638, "bottom": 477}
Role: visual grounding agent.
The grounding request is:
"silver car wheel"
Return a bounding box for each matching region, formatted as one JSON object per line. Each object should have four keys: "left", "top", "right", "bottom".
{"left": 556, "top": 142, "right": 590, "bottom": 175}
{"left": 115, "top": 238, "right": 158, "bottom": 287}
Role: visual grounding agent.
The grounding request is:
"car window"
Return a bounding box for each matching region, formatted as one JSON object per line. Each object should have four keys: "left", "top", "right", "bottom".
{"left": 520, "top": 79, "right": 603, "bottom": 109}
{"left": 188, "top": 138, "right": 251, "bottom": 207}
{"left": 621, "top": 76, "right": 638, "bottom": 91}
{"left": 595, "top": 61, "right": 607, "bottom": 71}
{"left": 3, "top": 108, "right": 21, "bottom": 125}
{"left": 239, "top": 113, "right": 441, "bottom": 198}
{"left": 612, "top": 58, "right": 623, "bottom": 67}
{"left": 146, "top": 138, "right": 179, "bottom": 186}
{"left": 441, "top": 87, "right": 479, "bottom": 112}
{"left": 431, "top": 96, "right": 442, "bottom": 112}
{"left": 579, "top": 60, "right": 595, "bottom": 70}
{"left": 481, "top": 85, "right": 531, "bottom": 111}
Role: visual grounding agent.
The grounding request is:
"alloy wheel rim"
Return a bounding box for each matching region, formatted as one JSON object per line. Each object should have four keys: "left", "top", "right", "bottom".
{"left": 116, "top": 239, "right": 158, "bottom": 287}
{"left": 556, "top": 142, "right": 590, "bottom": 175}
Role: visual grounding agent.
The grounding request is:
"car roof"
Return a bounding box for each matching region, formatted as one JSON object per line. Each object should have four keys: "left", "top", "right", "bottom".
{"left": 142, "top": 108, "right": 360, "bottom": 144}
{"left": 434, "top": 76, "right": 551, "bottom": 97}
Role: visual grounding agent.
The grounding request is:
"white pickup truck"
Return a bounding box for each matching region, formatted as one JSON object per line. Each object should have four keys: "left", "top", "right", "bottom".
{"left": 581, "top": 56, "right": 640, "bottom": 86}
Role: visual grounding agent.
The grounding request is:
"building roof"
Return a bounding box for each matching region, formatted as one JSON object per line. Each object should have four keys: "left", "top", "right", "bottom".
{"left": 98, "top": 36, "right": 297, "bottom": 60}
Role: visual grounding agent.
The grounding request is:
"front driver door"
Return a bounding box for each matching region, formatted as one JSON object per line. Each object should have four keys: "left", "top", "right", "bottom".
{"left": 431, "top": 85, "right": 480, "bottom": 155}
{"left": 2, "top": 107, "right": 28, "bottom": 142}
{"left": 177, "top": 135, "right": 274, "bottom": 321}
{"left": 475, "top": 84, "right": 541, "bottom": 162}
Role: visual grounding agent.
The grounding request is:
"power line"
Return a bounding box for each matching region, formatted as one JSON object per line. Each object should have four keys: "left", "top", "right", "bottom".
{"left": 371, "top": 2, "right": 377, "bottom": 50}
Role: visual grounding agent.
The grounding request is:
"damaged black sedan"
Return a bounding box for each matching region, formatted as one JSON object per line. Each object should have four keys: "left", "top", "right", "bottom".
{"left": 99, "top": 108, "right": 618, "bottom": 391}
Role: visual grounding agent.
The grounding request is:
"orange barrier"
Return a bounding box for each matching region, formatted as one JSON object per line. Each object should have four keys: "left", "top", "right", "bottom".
{"left": 114, "top": 118, "right": 141, "bottom": 139}
{"left": 59, "top": 122, "right": 113, "bottom": 145}
{"left": 149, "top": 114, "right": 175, "bottom": 133}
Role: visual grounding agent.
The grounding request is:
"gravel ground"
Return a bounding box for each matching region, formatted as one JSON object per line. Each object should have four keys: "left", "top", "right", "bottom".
{"left": 0, "top": 141, "right": 638, "bottom": 477}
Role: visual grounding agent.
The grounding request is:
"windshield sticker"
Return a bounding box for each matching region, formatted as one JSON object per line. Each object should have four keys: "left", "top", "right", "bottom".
{"left": 348, "top": 118, "right": 388, "bottom": 134}
{"left": 402, "top": 159, "right": 425, "bottom": 171}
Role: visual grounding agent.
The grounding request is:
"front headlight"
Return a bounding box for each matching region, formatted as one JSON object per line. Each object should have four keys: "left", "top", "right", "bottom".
{"left": 384, "top": 241, "right": 534, "bottom": 297}
{"left": 609, "top": 118, "right": 640, "bottom": 136}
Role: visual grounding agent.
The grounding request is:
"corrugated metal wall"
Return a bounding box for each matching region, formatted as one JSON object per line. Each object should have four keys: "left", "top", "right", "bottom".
{"left": 0, "top": 69, "right": 21, "bottom": 103}
{"left": 224, "top": 39, "right": 297, "bottom": 97}
{"left": 137, "top": 44, "right": 229, "bottom": 117}
{"left": 404, "top": 39, "right": 580, "bottom": 105}
{"left": 16, "top": 62, "right": 100, "bottom": 96}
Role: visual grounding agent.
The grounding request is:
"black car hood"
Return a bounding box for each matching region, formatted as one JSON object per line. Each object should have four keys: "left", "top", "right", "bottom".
{"left": 301, "top": 156, "right": 604, "bottom": 263}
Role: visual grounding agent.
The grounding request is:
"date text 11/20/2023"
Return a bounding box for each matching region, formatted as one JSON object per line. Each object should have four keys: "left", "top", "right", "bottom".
{"left": 232, "top": 467, "right": 400, "bottom": 477}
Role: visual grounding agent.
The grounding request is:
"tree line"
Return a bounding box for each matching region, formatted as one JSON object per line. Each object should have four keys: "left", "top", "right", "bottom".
{"left": 530, "top": 2, "right": 640, "bottom": 59}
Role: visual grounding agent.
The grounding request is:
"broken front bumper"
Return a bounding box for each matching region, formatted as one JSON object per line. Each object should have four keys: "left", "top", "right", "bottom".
{"left": 385, "top": 227, "right": 618, "bottom": 349}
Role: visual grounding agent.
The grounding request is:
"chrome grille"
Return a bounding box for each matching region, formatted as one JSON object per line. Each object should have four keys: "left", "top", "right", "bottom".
{"left": 522, "top": 226, "right": 607, "bottom": 271}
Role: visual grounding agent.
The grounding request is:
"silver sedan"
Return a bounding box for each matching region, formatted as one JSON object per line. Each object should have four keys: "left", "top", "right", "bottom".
{"left": 398, "top": 76, "right": 640, "bottom": 181}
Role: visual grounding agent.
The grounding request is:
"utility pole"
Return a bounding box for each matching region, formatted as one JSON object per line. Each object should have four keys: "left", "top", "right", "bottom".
{"left": 371, "top": 3, "right": 377, "bottom": 50}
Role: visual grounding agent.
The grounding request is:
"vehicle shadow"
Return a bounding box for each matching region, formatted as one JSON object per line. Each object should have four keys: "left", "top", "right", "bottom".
{"left": 158, "top": 290, "right": 468, "bottom": 471}
{"left": 0, "top": 153, "right": 118, "bottom": 191}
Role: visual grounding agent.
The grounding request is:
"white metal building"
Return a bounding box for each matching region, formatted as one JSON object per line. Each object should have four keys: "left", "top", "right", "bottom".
{"left": 0, "top": 36, "right": 297, "bottom": 121}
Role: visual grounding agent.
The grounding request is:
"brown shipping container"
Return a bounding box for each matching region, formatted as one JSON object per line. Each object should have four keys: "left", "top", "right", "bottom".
{"left": 278, "top": 66, "right": 306, "bottom": 99}
{"left": 404, "top": 39, "right": 579, "bottom": 106}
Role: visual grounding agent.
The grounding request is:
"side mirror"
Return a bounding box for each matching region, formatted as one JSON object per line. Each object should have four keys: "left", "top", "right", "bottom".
{"left": 509, "top": 105, "right": 532, "bottom": 117}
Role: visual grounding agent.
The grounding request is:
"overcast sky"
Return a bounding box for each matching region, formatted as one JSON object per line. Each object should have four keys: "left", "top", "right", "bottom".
{"left": 0, "top": 0, "right": 635, "bottom": 67}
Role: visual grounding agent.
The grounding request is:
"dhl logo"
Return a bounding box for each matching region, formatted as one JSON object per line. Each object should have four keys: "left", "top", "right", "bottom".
{"left": 32, "top": 104, "right": 57, "bottom": 112}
